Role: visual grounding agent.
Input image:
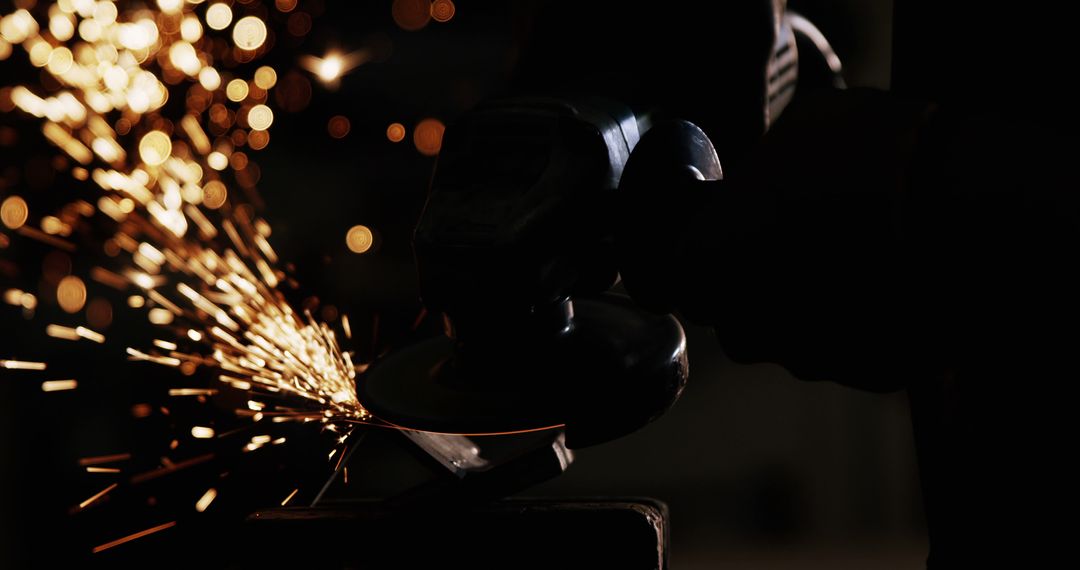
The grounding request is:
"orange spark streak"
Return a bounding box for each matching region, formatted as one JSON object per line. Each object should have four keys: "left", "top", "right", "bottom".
{"left": 92, "top": 521, "right": 177, "bottom": 554}
{"left": 79, "top": 483, "right": 118, "bottom": 509}
{"left": 78, "top": 453, "right": 131, "bottom": 466}
{"left": 128, "top": 453, "right": 215, "bottom": 484}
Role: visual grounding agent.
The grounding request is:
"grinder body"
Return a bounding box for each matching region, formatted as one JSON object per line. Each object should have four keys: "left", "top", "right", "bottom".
{"left": 362, "top": 99, "right": 688, "bottom": 448}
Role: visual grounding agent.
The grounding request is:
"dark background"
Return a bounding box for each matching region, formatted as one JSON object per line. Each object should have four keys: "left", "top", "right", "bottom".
{"left": 2, "top": 1, "right": 923, "bottom": 567}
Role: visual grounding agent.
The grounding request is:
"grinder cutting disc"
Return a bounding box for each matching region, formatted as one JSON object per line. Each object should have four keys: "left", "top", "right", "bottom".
{"left": 359, "top": 295, "right": 688, "bottom": 447}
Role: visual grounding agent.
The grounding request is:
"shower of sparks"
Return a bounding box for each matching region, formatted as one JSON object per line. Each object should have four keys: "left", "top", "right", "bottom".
{"left": 1, "top": 0, "right": 385, "bottom": 552}
{"left": 1, "top": 0, "right": 373, "bottom": 426}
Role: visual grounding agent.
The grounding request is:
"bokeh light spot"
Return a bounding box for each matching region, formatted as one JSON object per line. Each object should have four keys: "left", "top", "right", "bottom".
{"left": 247, "top": 104, "right": 274, "bottom": 131}
{"left": 392, "top": 0, "right": 431, "bottom": 31}
{"left": 139, "top": 131, "right": 172, "bottom": 166}
{"left": 328, "top": 115, "right": 350, "bottom": 139}
{"left": 1, "top": 195, "right": 28, "bottom": 229}
{"left": 248, "top": 129, "right": 270, "bottom": 150}
{"left": 232, "top": 16, "right": 267, "bottom": 51}
{"left": 202, "top": 180, "right": 227, "bottom": 209}
{"left": 431, "top": 0, "right": 456, "bottom": 23}
{"left": 57, "top": 275, "right": 87, "bottom": 313}
{"left": 413, "top": 118, "right": 445, "bottom": 156}
{"left": 226, "top": 78, "right": 249, "bottom": 102}
{"left": 205, "top": 3, "right": 233, "bottom": 31}
{"left": 254, "top": 66, "right": 277, "bottom": 89}
{"left": 346, "top": 225, "right": 374, "bottom": 254}
{"left": 386, "top": 122, "right": 406, "bottom": 143}
{"left": 86, "top": 297, "right": 113, "bottom": 329}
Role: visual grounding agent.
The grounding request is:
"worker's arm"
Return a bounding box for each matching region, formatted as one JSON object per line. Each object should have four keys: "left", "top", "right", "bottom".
{"left": 618, "top": 88, "right": 1080, "bottom": 392}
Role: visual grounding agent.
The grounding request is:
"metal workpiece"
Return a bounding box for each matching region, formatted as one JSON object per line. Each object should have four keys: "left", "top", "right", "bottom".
{"left": 246, "top": 497, "right": 670, "bottom": 569}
